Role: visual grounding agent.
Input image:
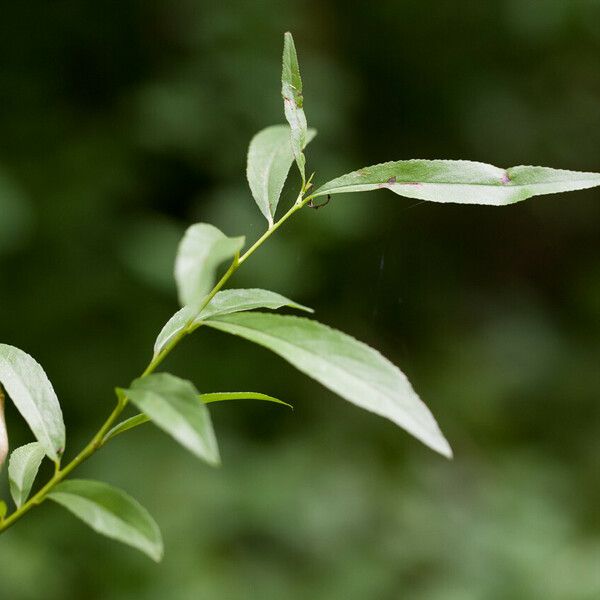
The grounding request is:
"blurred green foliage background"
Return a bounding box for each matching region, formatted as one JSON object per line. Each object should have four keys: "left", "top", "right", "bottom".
{"left": 1, "top": 2, "right": 599, "bottom": 598}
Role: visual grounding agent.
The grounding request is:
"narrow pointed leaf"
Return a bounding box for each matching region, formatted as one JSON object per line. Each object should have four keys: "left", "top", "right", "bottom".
{"left": 205, "top": 313, "right": 452, "bottom": 458}
{"left": 124, "top": 373, "right": 220, "bottom": 466}
{"left": 201, "top": 392, "right": 292, "bottom": 409}
{"left": 0, "top": 345, "right": 65, "bottom": 461}
{"left": 282, "top": 32, "right": 308, "bottom": 182}
{"left": 312, "top": 160, "right": 600, "bottom": 205}
{"left": 8, "top": 442, "right": 45, "bottom": 507}
{"left": 198, "top": 288, "right": 313, "bottom": 320}
{"left": 104, "top": 392, "right": 291, "bottom": 442}
{"left": 175, "top": 223, "right": 245, "bottom": 311}
{"left": 103, "top": 414, "right": 150, "bottom": 443}
{"left": 247, "top": 125, "right": 317, "bottom": 225}
{"left": 48, "top": 479, "right": 163, "bottom": 562}
{"left": 153, "top": 288, "right": 312, "bottom": 358}
{"left": 0, "top": 388, "right": 7, "bottom": 471}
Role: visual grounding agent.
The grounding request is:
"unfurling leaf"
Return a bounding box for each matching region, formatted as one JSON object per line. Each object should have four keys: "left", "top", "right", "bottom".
{"left": 0, "top": 345, "right": 65, "bottom": 461}
{"left": 8, "top": 442, "right": 45, "bottom": 507}
{"left": 124, "top": 373, "right": 220, "bottom": 466}
{"left": 206, "top": 313, "right": 452, "bottom": 458}
{"left": 48, "top": 479, "right": 163, "bottom": 562}
{"left": 312, "top": 160, "right": 600, "bottom": 205}
{"left": 175, "top": 223, "right": 245, "bottom": 312}
{"left": 153, "top": 288, "right": 312, "bottom": 358}
{"left": 282, "top": 32, "right": 309, "bottom": 183}
{"left": 0, "top": 388, "right": 7, "bottom": 471}
{"left": 247, "top": 125, "right": 317, "bottom": 226}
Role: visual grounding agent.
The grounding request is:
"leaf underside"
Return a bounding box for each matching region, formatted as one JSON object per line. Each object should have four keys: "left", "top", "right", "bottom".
{"left": 124, "top": 373, "right": 220, "bottom": 466}
{"left": 312, "top": 160, "right": 600, "bottom": 205}
{"left": 205, "top": 312, "right": 452, "bottom": 458}
{"left": 0, "top": 344, "right": 65, "bottom": 461}
{"left": 247, "top": 125, "right": 317, "bottom": 225}
{"left": 153, "top": 288, "right": 312, "bottom": 358}
{"left": 48, "top": 479, "right": 163, "bottom": 562}
{"left": 8, "top": 442, "right": 46, "bottom": 507}
{"left": 174, "top": 223, "right": 245, "bottom": 312}
{"left": 282, "top": 32, "right": 308, "bottom": 182}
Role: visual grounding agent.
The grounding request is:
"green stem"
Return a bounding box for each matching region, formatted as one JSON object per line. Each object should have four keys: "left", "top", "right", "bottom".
{"left": 0, "top": 189, "right": 315, "bottom": 535}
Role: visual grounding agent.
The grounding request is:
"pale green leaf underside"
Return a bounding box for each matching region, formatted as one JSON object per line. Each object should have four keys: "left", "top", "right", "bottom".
{"left": 153, "top": 288, "right": 312, "bottom": 358}
{"left": 282, "top": 32, "right": 308, "bottom": 181}
{"left": 247, "top": 125, "right": 317, "bottom": 225}
{"left": 312, "top": 160, "right": 600, "bottom": 205}
{"left": 0, "top": 344, "right": 65, "bottom": 461}
{"left": 48, "top": 479, "right": 163, "bottom": 562}
{"left": 8, "top": 442, "right": 45, "bottom": 507}
{"left": 175, "top": 223, "right": 245, "bottom": 311}
{"left": 104, "top": 392, "right": 292, "bottom": 443}
{"left": 205, "top": 313, "right": 452, "bottom": 458}
{"left": 124, "top": 373, "right": 220, "bottom": 466}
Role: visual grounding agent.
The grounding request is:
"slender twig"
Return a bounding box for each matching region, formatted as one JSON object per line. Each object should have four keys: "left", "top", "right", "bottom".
{"left": 0, "top": 189, "right": 315, "bottom": 534}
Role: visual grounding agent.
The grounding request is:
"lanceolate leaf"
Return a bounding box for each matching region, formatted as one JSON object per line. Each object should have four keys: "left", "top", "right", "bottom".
{"left": 312, "top": 160, "right": 600, "bottom": 205}
{"left": 282, "top": 32, "right": 309, "bottom": 182}
{"left": 175, "top": 223, "right": 245, "bottom": 311}
{"left": 103, "top": 414, "right": 150, "bottom": 443}
{"left": 205, "top": 313, "right": 452, "bottom": 458}
{"left": 48, "top": 479, "right": 163, "bottom": 562}
{"left": 152, "top": 306, "right": 195, "bottom": 359}
{"left": 153, "top": 288, "right": 312, "bottom": 358}
{"left": 124, "top": 373, "right": 220, "bottom": 466}
{"left": 247, "top": 125, "right": 317, "bottom": 226}
{"left": 201, "top": 392, "right": 292, "bottom": 409}
{"left": 0, "top": 345, "right": 65, "bottom": 461}
{"left": 104, "top": 392, "right": 292, "bottom": 443}
{"left": 8, "top": 442, "right": 45, "bottom": 507}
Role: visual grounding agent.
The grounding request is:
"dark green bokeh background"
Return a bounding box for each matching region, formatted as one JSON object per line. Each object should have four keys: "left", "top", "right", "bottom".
{"left": 1, "top": 2, "right": 599, "bottom": 598}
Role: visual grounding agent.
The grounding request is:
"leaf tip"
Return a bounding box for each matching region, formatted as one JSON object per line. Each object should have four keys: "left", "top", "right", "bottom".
{"left": 433, "top": 436, "right": 453, "bottom": 460}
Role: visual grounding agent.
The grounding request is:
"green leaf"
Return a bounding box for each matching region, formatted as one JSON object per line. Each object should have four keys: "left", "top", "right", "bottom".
{"left": 0, "top": 345, "right": 65, "bottom": 461}
{"left": 312, "top": 160, "right": 600, "bottom": 205}
{"left": 247, "top": 125, "right": 317, "bottom": 226}
{"left": 8, "top": 442, "right": 45, "bottom": 508}
{"left": 123, "top": 373, "right": 220, "bottom": 466}
{"left": 0, "top": 388, "right": 7, "bottom": 471}
{"left": 282, "top": 32, "right": 309, "bottom": 182}
{"left": 104, "top": 392, "right": 292, "bottom": 443}
{"left": 205, "top": 313, "right": 452, "bottom": 458}
{"left": 103, "top": 414, "right": 150, "bottom": 443}
{"left": 201, "top": 392, "right": 293, "bottom": 410}
{"left": 175, "top": 223, "right": 245, "bottom": 311}
{"left": 153, "top": 288, "right": 312, "bottom": 358}
{"left": 48, "top": 479, "right": 163, "bottom": 562}
{"left": 0, "top": 500, "right": 7, "bottom": 520}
